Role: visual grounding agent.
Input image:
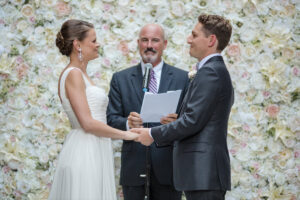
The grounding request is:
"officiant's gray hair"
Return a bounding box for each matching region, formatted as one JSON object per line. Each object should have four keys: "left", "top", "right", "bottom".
{"left": 139, "top": 24, "right": 167, "bottom": 40}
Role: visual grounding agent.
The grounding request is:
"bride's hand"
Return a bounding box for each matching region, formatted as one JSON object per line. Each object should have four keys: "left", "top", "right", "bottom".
{"left": 123, "top": 131, "right": 139, "bottom": 141}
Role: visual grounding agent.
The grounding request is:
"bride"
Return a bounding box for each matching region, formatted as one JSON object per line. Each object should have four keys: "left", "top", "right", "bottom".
{"left": 48, "top": 19, "right": 138, "bottom": 200}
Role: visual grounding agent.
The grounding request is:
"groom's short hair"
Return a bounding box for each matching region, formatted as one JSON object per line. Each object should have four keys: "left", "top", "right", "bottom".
{"left": 198, "top": 14, "right": 232, "bottom": 51}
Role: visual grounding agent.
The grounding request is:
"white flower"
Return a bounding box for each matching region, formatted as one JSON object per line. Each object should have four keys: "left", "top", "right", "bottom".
{"left": 17, "top": 180, "right": 31, "bottom": 194}
{"left": 0, "top": 44, "right": 5, "bottom": 55}
{"left": 42, "top": 0, "right": 56, "bottom": 7}
{"left": 39, "top": 153, "right": 49, "bottom": 164}
{"left": 8, "top": 96, "right": 27, "bottom": 110}
{"left": 11, "top": 0, "right": 25, "bottom": 5}
{"left": 21, "top": 4, "right": 34, "bottom": 18}
{"left": 239, "top": 28, "right": 258, "bottom": 43}
{"left": 171, "top": 1, "right": 185, "bottom": 17}
{"left": 236, "top": 146, "right": 252, "bottom": 162}
{"left": 241, "top": 45, "right": 258, "bottom": 60}
{"left": 113, "top": 8, "right": 126, "bottom": 21}
{"left": 118, "top": 0, "right": 129, "bottom": 6}
{"left": 188, "top": 69, "right": 197, "bottom": 80}
{"left": 171, "top": 30, "right": 186, "bottom": 45}
{"left": 16, "top": 20, "right": 29, "bottom": 32}
{"left": 252, "top": 92, "right": 264, "bottom": 104}
{"left": 250, "top": 73, "right": 265, "bottom": 90}
{"left": 235, "top": 77, "right": 249, "bottom": 93}
{"left": 0, "top": 0, "right": 8, "bottom": 6}
{"left": 7, "top": 157, "right": 21, "bottom": 170}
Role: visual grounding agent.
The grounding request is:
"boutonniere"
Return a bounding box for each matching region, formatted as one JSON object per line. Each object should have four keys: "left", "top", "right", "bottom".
{"left": 188, "top": 65, "right": 197, "bottom": 80}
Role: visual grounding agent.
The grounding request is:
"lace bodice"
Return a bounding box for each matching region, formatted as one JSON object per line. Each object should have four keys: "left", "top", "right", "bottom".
{"left": 59, "top": 67, "right": 108, "bottom": 129}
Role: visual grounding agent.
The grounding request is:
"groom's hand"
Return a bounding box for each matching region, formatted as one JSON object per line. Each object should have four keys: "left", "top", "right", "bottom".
{"left": 128, "top": 112, "right": 143, "bottom": 129}
{"left": 131, "top": 128, "right": 154, "bottom": 146}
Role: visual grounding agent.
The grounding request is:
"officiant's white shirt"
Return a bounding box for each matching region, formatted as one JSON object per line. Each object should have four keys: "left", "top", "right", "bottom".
{"left": 126, "top": 60, "right": 164, "bottom": 130}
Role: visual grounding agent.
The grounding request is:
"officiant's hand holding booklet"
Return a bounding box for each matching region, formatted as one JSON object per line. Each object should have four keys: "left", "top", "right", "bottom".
{"left": 140, "top": 90, "right": 182, "bottom": 123}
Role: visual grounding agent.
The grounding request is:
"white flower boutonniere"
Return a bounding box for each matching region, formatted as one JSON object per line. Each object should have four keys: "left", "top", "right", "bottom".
{"left": 188, "top": 68, "right": 197, "bottom": 80}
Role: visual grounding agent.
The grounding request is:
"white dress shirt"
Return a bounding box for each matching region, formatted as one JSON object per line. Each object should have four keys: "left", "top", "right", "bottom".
{"left": 126, "top": 60, "right": 164, "bottom": 130}
{"left": 141, "top": 60, "right": 164, "bottom": 90}
{"left": 197, "top": 53, "right": 221, "bottom": 70}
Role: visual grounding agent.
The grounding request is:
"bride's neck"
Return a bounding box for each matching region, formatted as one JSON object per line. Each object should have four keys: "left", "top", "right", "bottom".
{"left": 69, "top": 54, "right": 88, "bottom": 73}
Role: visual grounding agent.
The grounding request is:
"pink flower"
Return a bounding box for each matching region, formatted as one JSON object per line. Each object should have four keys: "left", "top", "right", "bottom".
{"left": 103, "top": 4, "right": 111, "bottom": 12}
{"left": 241, "top": 142, "right": 247, "bottom": 148}
{"left": 241, "top": 71, "right": 249, "bottom": 78}
{"left": 253, "top": 162, "right": 260, "bottom": 170}
{"left": 103, "top": 58, "right": 110, "bottom": 66}
{"left": 10, "top": 135, "right": 16, "bottom": 142}
{"left": 292, "top": 67, "right": 299, "bottom": 76}
{"left": 266, "top": 104, "right": 280, "bottom": 118}
{"left": 42, "top": 105, "right": 48, "bottom": 110}
{"left": 102, "top": 24, "right": 109, "bottom": 31}
{"left": 118, "top": 41, "right": 129, "bottom": 55}
{"left": 253, "top": 173, "right": 259, "bottom": 179}
{"left": 94, "top": 72, "right": 101, "bottom": 78}
{"left": 242, "top": 124, "right": 250, "bottom": 132}
{"left": 263, "top": 91, "right": 271, "bottom": 99}
{"left": 55, "top": 1, "right": 72, "bottom": 17}
{"left": 229, "top": 149, "right": 237, "bottom": 156}
{"left": 16, "top": 63, "right": 29, "bottom": 80}
{"left": 15, "top": 56, "right": 24, "bottom": 64}
{"left": 131, "top": 59, "right": 139, "bottom": 65}
{"left": 29, "top": 16, "right": 35, "bottom": 23}
{"left": 13, "top": 190, "right": 22, "bottom": 197}
{"left": 294, "top": 150, "right": 299, "bottom": 158}
{"left": 3, "top": 166, "right": 10, "bottom": 173}
{"left": 226, "top": 44, "right": 240, "bottom": 57}
{"left": 9, "top": 87, "right": 15, "bottom": 92}
{"left": 47, "top": 183, "right": 52, "bottom": 189}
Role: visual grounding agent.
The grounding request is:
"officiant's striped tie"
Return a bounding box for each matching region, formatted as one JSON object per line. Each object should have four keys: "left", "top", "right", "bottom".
{"left": 149, "top": 69, "right": 157, "bottom": 94}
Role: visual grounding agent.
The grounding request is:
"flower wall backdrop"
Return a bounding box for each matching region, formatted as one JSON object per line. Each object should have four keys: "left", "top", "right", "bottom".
{"left": 0, "top": 0, "right": 299, "bottom": 199}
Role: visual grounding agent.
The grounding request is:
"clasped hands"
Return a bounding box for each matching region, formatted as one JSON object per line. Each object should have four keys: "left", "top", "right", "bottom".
{"left": 127, "top": 112, "right": 177, "bottom": 146}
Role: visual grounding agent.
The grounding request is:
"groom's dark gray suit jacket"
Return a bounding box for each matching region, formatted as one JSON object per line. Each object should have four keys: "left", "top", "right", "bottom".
{"left": 152, "top": 56, "right": 234, "bottom": 191}
{"left": 107, "top": 63, "right": 189, "bottom": 186}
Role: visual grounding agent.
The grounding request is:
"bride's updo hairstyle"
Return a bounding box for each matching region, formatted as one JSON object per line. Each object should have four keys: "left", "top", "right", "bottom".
{"left": 56, "top": 19, "right": 94, "bottom": 56}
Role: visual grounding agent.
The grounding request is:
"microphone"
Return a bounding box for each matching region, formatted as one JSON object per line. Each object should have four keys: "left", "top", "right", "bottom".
{"left": 142, "top": 63, "right": 152, "bottom": 92}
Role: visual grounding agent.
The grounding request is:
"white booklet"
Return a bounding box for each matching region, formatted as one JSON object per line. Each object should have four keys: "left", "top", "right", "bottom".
{"left": 140, "top": 90, "right": 182, "bottom": 123}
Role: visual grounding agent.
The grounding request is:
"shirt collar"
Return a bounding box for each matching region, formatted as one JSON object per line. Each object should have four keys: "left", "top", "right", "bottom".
{"left": 197, "top": 53, "right": 222, "bottom": 70}
{"left": 141, "top": 60, "right": 164, "bottom": 75}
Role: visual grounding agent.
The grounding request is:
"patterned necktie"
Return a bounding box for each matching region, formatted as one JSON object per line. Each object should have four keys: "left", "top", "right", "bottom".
{"left": 148, "top": 69, "right": 157, "bottom": 94}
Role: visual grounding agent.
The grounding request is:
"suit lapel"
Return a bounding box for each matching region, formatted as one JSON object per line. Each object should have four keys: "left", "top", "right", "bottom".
{"left": 178, "top": 81, "right": 193, "bottom": 115}
{"left": 178, "top": 56, "right": 224, "bottom": 115}
{"left": 130, "top": 64, "right": 144, "bottom": 103}
{"left": 158, "top": 64, "right": 173, "bottom": 93}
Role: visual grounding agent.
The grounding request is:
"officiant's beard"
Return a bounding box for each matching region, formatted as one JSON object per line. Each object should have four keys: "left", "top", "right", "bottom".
{"left": 142, "top": 54, "right": 158, "bottom": 65}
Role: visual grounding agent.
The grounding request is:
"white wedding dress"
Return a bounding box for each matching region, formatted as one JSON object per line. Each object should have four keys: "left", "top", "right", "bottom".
{"left": 48, "top": 67, "right": 117, "bottom": 200}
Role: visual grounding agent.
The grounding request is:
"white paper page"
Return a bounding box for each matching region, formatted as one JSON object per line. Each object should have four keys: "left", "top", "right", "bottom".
{"left": 140, "top": 90, "right": 182, "bottom": 123}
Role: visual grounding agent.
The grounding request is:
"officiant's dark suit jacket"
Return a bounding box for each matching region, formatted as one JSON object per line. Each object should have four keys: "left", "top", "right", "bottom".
{"left": 152, "top": 56, "right": 234, "bottom": 192}
{"left": 107, "top": 63, "right": 189, "bottom": 186}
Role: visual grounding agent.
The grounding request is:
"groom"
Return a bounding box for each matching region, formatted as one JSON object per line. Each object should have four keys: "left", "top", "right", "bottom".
{"left": 133, "top": 14, "right": 234, "bottom": 200}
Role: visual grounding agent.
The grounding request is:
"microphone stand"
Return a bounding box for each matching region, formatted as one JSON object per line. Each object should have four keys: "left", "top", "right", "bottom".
{"left": 143, "top": 123, "right": 151, "bottom": 200}
{"left": 141, "top": 92, "right": 150, "bottom": 200}
{"left": 141, "top": 63, "right": 152, "bottom": 200}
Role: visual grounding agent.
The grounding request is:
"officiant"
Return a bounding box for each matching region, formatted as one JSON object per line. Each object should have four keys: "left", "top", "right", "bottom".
{"left": 106, "top": 24, "right": 189, "bottom": 200}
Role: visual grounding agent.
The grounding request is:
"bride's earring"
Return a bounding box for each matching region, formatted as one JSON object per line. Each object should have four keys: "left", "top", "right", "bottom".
{"left": 78, "top": 48, "right": 83, "bottom": 61}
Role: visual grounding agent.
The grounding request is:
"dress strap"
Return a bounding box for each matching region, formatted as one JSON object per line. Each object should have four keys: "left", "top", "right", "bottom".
{"left": 59, "top": 67, "right": 90, "bottom": 103}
